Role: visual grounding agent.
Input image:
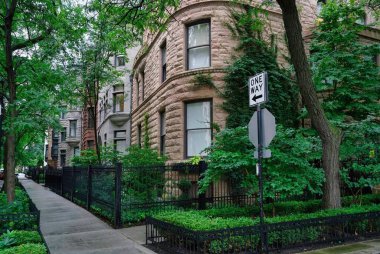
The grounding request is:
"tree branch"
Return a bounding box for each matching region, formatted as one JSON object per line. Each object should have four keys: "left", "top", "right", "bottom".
{"left": 11, "top": 28, "right": 52, "bottom": 51}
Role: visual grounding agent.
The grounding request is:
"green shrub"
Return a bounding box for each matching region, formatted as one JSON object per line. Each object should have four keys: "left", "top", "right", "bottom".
{"left": 0, "top": 188, "right": 30, "bottom": 214}
{"left": 0, "top": 230, "right": 42, "bottom": 249}
{"left": 153, "top": 204, "right": 380, "bottom": 231}
{"left": 153, "top": 204, "right": 380, "bottom": 253}
{"left": 0, "top": 243, "right": 46, "bottom": 254}
{"left": 0, "top": 187, "right": 38, "bottom": 233}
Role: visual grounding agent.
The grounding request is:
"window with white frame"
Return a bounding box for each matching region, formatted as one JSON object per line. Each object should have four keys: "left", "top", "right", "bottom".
{"left": 114, "top": 130, "right": 126, "bottom": 153}
{"left": 187, "top": 20, "right": 210, "bottom": 70}
{"left": 186, "top": 100, "right": 212, "bottom": 157}
{"left": 69, "top": 120, "right": 77, "bottom": 137}
{"left": 116, "top": 56, "right": 125, "bottom": 66}
{"left": 113, "top": 92, "right": 124, "bottom": 112}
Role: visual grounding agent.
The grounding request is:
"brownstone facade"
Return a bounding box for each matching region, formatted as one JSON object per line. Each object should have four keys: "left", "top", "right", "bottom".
{"left": 131, "top": 0, "right": 379, "bottom": 162}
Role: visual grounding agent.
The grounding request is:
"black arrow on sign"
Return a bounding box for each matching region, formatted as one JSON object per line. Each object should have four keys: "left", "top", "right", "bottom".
{"left": 252, "top": 94, "right": 263, "bottom": 102}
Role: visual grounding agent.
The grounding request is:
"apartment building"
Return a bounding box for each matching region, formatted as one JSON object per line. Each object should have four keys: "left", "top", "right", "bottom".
{"left": 130, "top": 0, "right": 379, "bottom": 162}
{"left": 77, "top": 47, "right": 140, "bottom": 154}
{"left": 45, "top": 107, "right": 82, "bottom": 168}
{"left": 97, "top": 47, "right": 139, "bottom": 153}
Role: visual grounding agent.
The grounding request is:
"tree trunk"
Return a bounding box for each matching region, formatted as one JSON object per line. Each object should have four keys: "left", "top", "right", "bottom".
{"left": 4, "top": 0, "right": 18, "bottom": 202}
{"left": 276, "top": 0, "right": 342, "bottom": 208}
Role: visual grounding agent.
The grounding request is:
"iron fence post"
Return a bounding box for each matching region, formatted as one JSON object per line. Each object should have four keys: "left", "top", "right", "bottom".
{"left": 71, "top": 166, "right": 75, "bottom": 202}
{"left": 114, "top": 163, "right": 122, "bottom": 229}
{"left": 86, "top": 165, "right": 92, "bottom": 211}
{"left": 60, "top": 168, "right": 63, "bottom": 196}
{"left": 198, "top": 161, "right": 207, "bottom": 210}
{"left": 44, "top": 166, "right": 47, "bottom": 187}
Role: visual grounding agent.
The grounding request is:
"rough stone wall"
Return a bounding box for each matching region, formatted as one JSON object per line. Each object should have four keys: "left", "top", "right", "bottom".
{"left": 130, "top": 0, "right": 338, "bottom": 162}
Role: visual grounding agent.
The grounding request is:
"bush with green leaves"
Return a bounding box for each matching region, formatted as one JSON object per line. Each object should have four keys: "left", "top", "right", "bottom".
{"left": 153, "top": 203, "right": 380, "bottom": 253}
{"left": 0, "top": 243, "right": 46, "bottom": 254}
{"left": 200, "top": 126, "right": 324, "bottom": 200}
{"left": 0, "top": 230, "right": 42, "bottom": 250}
{"left": 0, "top": 188, "right": 38, "bottom": 233}
{"left": 71, "top": 146, "right": 121, "bottom": 166}
{"left": 121, "top": 145, "right": 167, "bottom": 219}
{"left": 0, "top": 188, "right": 29, "bottom": 214}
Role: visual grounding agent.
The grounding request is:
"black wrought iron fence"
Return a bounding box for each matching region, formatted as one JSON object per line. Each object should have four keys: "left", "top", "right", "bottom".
{"left": 121, "top": 162, "right": 257, "bottom": 223}
{"left": 146, "top": 211, "right": 380, "bottom": 253}
{"left": 41, "top": 162, "right": 257, "bottom": 228}
{"left": 26, "top": 167, "right": 45, "bottom": 184}
{"left": 44, "top": 165, "right": 122, "bottom": 228}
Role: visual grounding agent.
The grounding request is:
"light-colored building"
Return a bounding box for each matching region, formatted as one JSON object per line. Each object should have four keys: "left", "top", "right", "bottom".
{"left": 131, "top": 0, "right": 379, "bottom": 163}
{"left": 45, "top": 107, "right": 82, "bottom": 168}
{"left": 97, "top": 47, "right": 140, "bottom": 153}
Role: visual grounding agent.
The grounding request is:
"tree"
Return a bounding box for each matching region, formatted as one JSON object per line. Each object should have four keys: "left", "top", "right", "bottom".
{"left": 71, "top": 0, "right": 181, "bottom": 163}
{"left": 275, "top": 0, "right": 342, "bottom": 208}
{"left": 0, "top": 0, "right": 84, "bottom": 202}
{"left": 311, "top": 1, "right": 380, "bottom": 122}
{"left": 311, "top": 0, "right": 380, "bottom": 199}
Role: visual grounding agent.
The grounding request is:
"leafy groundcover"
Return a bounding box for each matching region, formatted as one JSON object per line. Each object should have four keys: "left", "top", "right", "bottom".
{"left": 0, "top": 186, "right": 48, "bottom": 254}
{"left": 149, "top": 194, "right": 380, "bottom": 253}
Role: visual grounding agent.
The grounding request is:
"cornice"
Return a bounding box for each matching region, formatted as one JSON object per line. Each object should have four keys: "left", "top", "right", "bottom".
{"left": 131, "top": 68, "right": 227, "bottom": 115}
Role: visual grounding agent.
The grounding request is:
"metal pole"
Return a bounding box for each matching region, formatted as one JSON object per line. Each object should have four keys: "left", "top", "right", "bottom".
{"left": 257, "top": 104, "right": 268, "bottom": 254}
{"left": 114, "top": 163, "right": 122, "bottom": 229}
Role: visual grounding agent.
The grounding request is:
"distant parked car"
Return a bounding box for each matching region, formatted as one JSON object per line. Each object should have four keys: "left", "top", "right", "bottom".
{"left": 0, "top": 170, "right": 4, "bottom": 180}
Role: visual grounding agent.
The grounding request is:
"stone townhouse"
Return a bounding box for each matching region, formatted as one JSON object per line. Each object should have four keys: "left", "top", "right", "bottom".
{"left": 131, "top": 0, "right": 379, "bottom": 163}
{"left": 97, "top": 47, "right": 140, "bottom": 153}
{"left": 45, "top": 107, "right": 82, "bottom": 168}
{"left": 130, "top": 0, "right": 314, "bottom": 162}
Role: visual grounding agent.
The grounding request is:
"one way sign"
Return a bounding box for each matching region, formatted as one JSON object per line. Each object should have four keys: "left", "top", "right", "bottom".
{"left": 248, "top": 72, "right": 268, "bottom": 107}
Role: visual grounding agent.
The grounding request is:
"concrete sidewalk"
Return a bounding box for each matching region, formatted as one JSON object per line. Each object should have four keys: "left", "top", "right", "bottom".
{"left": 19, "top": 178, "right": 154, "bottom": 254}
{"left": 301, "top": 239, "right": 380, "bottom": 254}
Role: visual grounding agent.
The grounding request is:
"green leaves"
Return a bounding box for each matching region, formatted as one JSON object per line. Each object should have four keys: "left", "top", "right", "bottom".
{"left": 311, "top": 0, "right": 380, "bottom": 122}
{"left": 223, "top": 7, "right": 299, "bottom": 129}
{"left": 200, "top": 125, "right": 324, "bottom": 199}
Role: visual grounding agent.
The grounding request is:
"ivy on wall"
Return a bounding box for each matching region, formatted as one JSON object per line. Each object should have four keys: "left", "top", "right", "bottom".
{"left": 222, "top": 6, "right": 299, "bottom": 128}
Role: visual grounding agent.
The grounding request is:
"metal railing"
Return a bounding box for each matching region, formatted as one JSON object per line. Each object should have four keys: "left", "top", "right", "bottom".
{"left": 146, "top": 211, "right": 380, "bottom": 253}
{"left": 40, "top": 162, "right": 258, "bottom": 228}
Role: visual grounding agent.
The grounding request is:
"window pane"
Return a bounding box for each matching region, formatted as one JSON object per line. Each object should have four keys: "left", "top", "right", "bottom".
{"left": 187, "top": 129, "right": 211, "bottom": 156}
{"left": 74, "top": 147, "right": 80, "bottom": 156}
{"left": 188, "top": 23, "right": 209, "bottom": 48}
{"left": 187, "top": 101, "right": 210, "bottom": 129}
{"left": 162, "top": 46, "right": 166, "bottom": 65}
{"left": 160, "top": 112, "right": 166, "bottom": 135}
{"left": 115, "top": 140, "right": 127, "bottom": 152}
{"left": 70, "top": 121, "right": 77, "bottom": 137}
{"left": 114, "top": 93, "right": 124, "bottom": 112}
{"left": 188, "top": 46, "right": 210, "bottom": 69}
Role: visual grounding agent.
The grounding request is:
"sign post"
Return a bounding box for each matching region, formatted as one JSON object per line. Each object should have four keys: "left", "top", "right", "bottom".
{"left": 248, "top": 72, "right": 274, "bottom": 254}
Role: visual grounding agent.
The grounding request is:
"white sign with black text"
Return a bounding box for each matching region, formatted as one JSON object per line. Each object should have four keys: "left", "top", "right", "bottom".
{"left": 248, "top": 72, "right": 268, "bottom": 107}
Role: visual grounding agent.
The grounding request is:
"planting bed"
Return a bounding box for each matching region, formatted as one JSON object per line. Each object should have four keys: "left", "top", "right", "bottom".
{"left": 147, "top": 194, "right": 380, "bottom": 253}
